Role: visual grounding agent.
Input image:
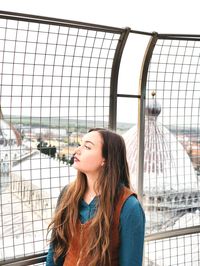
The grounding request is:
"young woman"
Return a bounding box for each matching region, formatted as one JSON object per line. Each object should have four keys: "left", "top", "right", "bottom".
{"left": 46, "top": 128, "right": 145, "bottom": 266}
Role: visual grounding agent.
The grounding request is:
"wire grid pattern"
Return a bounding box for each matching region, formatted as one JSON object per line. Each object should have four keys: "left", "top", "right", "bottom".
{"left": 145, "top": 233, "right": 200, "bottom": 266}
{"left": 0, "top": 17, "right": 120, "bottom": 261}
{"left": 143, "top": 39, "right": 200, "bottom": 264}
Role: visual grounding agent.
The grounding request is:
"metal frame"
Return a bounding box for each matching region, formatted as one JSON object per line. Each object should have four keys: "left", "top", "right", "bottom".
{"left": 137, "top": 33, "right": 158, "bottom": 202}
{"left": 145, "top": 225, "right": 200, "bottom": 242}
{"left": 142, "top": 33, "right": 200, "bottom": 234}
{"left": 109, "top": 27, "right": 131, "bottom": 130}
{"left": 0, "top": 10, "right": 126, "bottom": 266}
{"left": 0, "top": 10, "right": 125, "bottom": 34}
{"left": 0, "top": 253, "right": 47, "bottom": 266}
{"left": 0, "top": 10, "right": 200, "bottom": 266}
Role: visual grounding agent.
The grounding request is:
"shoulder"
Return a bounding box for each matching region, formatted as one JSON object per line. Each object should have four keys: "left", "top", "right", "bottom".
{"left": 119, "top": 195, "right": 145, "bottom": 266}
{"left": 120, "top": 195, "right": 145, "bottom": 225}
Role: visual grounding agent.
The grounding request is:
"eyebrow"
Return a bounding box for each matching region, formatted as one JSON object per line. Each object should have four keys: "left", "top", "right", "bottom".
{"left": 83, "top": 140, "right": 95, "bottom": 145}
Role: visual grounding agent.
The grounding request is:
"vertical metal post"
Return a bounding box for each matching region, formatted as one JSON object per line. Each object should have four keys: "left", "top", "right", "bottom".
{"left": 137, "top": 33, "right": 158, "bottom": 202}
{"left": 109, "top": 27, "right": 131, "bottom": 130}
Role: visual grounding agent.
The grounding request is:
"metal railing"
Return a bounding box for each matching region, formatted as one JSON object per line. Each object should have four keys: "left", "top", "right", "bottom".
{"left": 0, "top": 10, "right": 199, "bottom": 266}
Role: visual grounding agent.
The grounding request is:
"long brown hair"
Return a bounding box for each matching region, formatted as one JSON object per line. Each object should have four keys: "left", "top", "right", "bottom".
{"left": 47, "top": 128, "right": 131, "bottom": 265}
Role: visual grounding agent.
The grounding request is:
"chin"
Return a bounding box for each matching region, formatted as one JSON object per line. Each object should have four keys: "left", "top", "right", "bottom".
{"left": 72, "top": 163, "right": 78, "bottom": 169}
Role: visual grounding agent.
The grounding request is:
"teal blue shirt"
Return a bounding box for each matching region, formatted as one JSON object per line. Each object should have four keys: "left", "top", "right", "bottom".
{"left": 46, "top": 195, "right": 145, "bottom": 266}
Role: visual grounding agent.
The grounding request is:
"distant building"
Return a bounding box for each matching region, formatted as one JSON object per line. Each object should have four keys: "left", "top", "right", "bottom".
{"left": 123, "top": 95, "right": 197, "bottom": 193}
{"left": 0, "top": 106, "right": 24, "bottom": 179}
{"left": 0, "top": 106, "right": 21, "bottom": 146}
{"left": 69, "top": 132, "right": 84, "bottom": 145}
{"left": 11, "top": 151, "right": 77, "bottom": 219}
{"left": 0, "top": 105, "right": 77, "bottom": 260}
{"left": 123, "top": 93, "right": 199, "bottom": 234}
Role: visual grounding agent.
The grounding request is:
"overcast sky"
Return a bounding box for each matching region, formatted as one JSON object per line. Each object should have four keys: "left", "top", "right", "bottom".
{"left": 0, "top": 1, "right": 199, "bottom": 124}
{"left": 1, "top": 0, "right": 200, "bottom": 35}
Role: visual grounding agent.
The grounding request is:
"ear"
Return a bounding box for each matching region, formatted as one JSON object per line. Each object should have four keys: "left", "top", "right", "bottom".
{"left": 101, "top": 159, "right": 106, "bottom": 166}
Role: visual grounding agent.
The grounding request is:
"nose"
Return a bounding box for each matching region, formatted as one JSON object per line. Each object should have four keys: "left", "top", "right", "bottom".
{"left": 74, "top": 144, "right": 81, "bottom": 155}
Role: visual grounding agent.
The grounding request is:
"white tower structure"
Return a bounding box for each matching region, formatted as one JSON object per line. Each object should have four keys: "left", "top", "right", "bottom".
{"left": 123, "top": 93, "right": 198, "bottom": 194}
{"left": 123, "top": 92, "right": 199, "bottom": 234}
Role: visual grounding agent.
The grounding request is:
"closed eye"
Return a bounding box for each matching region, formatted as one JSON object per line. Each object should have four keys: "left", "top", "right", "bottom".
{"left": 84, "top": 145, "right": 91, "bottom": 150}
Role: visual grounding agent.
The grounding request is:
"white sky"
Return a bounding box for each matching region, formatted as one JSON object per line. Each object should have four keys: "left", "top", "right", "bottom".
{"left": 0, "top": 0, "right": 199, "bottom": 34}
{"left": 0, "top": 0, "right": 200, "bottom": 124}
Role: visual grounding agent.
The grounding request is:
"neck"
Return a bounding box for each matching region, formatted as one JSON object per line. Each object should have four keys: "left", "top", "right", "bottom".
{"left": 83, "top": 173, "right": 99, "bottom": 204}
{"left": 86, "top": 173, "right": 97, "bottom": 193}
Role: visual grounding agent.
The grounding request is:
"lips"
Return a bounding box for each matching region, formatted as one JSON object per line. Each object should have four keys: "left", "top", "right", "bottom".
{"left": 73, "top": 156, "right": 80, "bottom": 162}
{"left": 69, "top": 154, "right": 80, "bottom": 165}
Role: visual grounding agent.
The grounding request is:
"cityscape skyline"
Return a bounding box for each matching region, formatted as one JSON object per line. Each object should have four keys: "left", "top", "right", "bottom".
{"left": 0, "top": 104, "right": 200, "bottom": 265}
{"left": 0, "top": 6, "right": 200, "bottom": 265}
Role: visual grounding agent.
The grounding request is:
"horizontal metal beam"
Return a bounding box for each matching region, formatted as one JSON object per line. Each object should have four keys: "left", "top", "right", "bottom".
{"left": 145, "top": 225, "right": 200, "bottom": 242}
{"left": 0, "top": 10, "right": 125, "bottom": 34}
{"left": 157, "top": 33, "right": 200, "bottom": 40}
{"left": 0, "top": 253, "right": 47, "bottom": 266}
{"left": 117, "top": 94, "right": 141, "bottom": 99}
{"left": 2, "top": 226, "right": 200, "bottom": 265}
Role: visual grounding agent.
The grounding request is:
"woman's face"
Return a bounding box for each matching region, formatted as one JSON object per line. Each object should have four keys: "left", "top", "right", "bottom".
{"left": 73, "top": 131, "right": 105, "bottom": 176}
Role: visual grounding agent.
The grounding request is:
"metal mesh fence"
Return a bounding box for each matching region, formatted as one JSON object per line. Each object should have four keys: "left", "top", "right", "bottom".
{"left": 143, "top": 38, "right": 200, "bottom": 265}
{"left": 0, "top": 11, "right": 200, "bottom": 266}
{"left": 0, "top": 14, "right": 122, "bottom": 262}
{"left": 145, "top": 233, "right": 200, "bottom": 266}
